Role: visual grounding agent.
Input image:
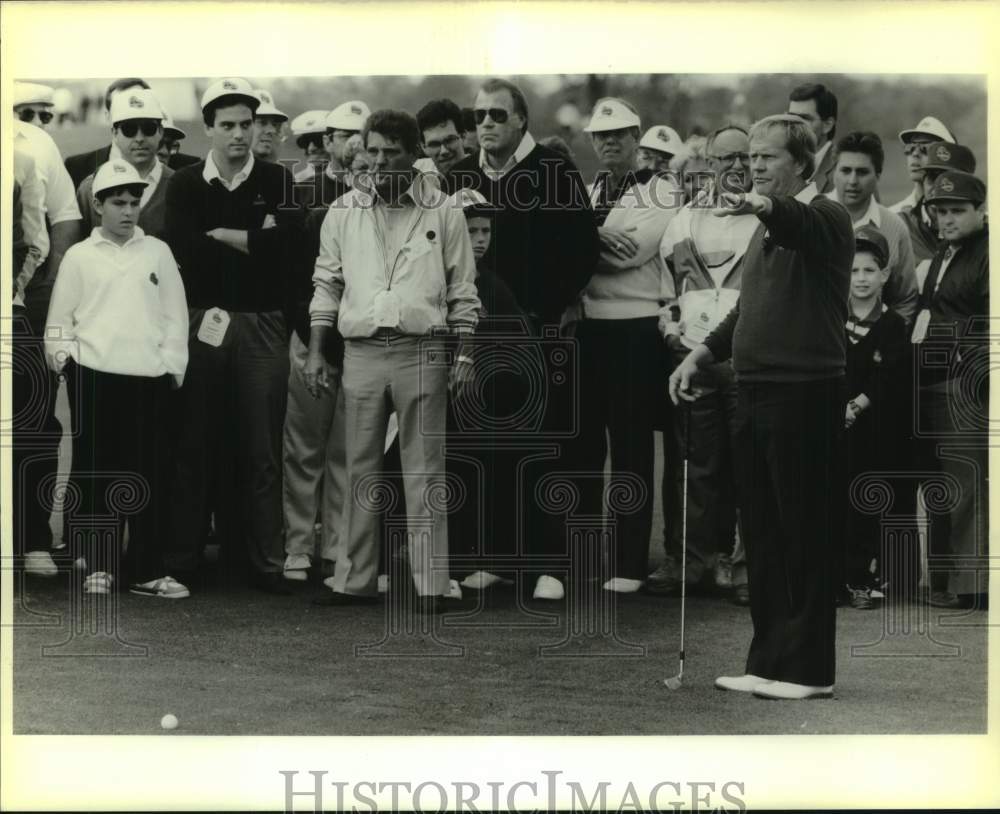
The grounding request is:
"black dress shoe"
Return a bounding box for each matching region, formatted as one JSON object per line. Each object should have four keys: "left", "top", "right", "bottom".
{"left": 311, "top": 590, "right": 380, "bottom": 607}
{"left": 252, "top": 572, "right": 293, "bottom": 595}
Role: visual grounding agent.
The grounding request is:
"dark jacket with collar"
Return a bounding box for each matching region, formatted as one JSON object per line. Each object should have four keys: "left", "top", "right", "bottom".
{"left": 445, "top": 143, "right": 599, "bottom": 326}
{"left": 811, "top": 142, "right": 838, "bottom": 195}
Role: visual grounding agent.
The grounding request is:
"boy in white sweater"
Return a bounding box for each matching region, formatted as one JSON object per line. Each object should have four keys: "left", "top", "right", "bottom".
{"left": 45, "top": 160, "right": 188, "bottom": 597}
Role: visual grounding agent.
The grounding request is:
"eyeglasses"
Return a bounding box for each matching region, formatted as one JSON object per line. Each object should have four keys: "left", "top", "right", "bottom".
{"left": 903, "top": 143, "right": 930, "bottom": 157}
{"left": 18, "top": 108, "right": 54, "bottom": 125}
{"left": 474, "top": 108, "right": 510, "bottom": 125}
{"left": 424, "top": 134, "right": 461, "bottom": 153}
{"left": 710, "top": 152, "right": 750, "bottom": 165}
{"left": 117, "top": 120, "right": 161, "bottom": 138}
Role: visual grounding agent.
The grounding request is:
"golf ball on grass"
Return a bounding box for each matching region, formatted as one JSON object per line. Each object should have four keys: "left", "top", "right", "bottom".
{"left": 160, "top": 714, "right": 179, "bottom": 730}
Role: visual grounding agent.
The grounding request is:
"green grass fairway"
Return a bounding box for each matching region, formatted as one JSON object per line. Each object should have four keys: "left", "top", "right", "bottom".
{"left": 12, "top": 575, "right": 987, "bottom": 735}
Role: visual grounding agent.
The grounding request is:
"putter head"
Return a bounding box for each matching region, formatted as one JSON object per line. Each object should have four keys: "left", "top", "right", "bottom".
{"left": 663, "top": 676, "right": 683, "bottom": 690}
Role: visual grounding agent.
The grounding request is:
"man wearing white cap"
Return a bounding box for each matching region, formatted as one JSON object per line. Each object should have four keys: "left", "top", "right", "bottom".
{"left": 889, "top": 116, "right": 956, "bottom": 216}
{"left": 12, "top": 89, "right": 82, "bottom": 578}
{"left": 76, "top": 88, "right": 173, "bottom": 239}
{"left": 290, "top": 110, "right": 329, "bottom": 182}
{"left": 157, "top": 111, "right": 200, "bottom": 171}
{"left": 65, "top": 78, "right": 151, "bottom": 188}
{"left": 158, "top": 78, "right": 303, "bottom": 596}
{"left": 44, "top": 159, "right": 188, "bottom": 598}
{"left": 636, "top": 124, "right": 684, "bottom": 176}
{"left": 251, "top": 89, "right": 288, "bottom": 163}
{"left": 14, "top": 82, "right": 56, "bottom": 130}
{"left": 572, "top": 97, "right": 683, "bottom": 594}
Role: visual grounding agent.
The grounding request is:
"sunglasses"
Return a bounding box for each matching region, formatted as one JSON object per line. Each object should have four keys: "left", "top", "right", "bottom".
{"left": 18, "top": 108, "right": 54, "bottom": 125}
{"left": 474, "top": 107, "right": 510, "bottom": 125}
{"left": 710, "top": 152, "right": 750, "bottom": 165}
{"left": 903, "top": 143, "right": 930, "bottom": 157}
{"left": 117, "top": 120, "right": 161, "bottom": 138}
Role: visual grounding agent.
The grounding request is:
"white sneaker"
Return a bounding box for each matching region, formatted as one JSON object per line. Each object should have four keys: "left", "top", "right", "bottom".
{"left": 447, "top": 579, "right": 463, "bottom": 600}
{"left": 461, "top": 570, "right": 503, "bottom": 590}
{"left": 377, "top": 574, "right": 389, "bottom": 594}
{"left": 532, "top": 575, "right": 565, "bottom": 600}
{"left": 602, "top": 577, "right": 643, "bottom": 593}
{"left": 83, "top": 572, "right": 114, "bottom": 595}
{"left": 129, "top": 576, "right": 190, "bottom": 599}
{"left": 753, "top": 681, "right": 834, "bottom": 700}
{"left": 322, "top": 575, "right": 337, "bottom": 590}
{"left": 283, "top": 553, "right": 311, "bottom": 581}
{"left": 25, "top": 551, "right": 57, "bottom": 577}
{"left": 715, "top": 674, "right": 774, "bottom": 693}
{"left": 73, "top": 557, "right": 88, "bottom": 572}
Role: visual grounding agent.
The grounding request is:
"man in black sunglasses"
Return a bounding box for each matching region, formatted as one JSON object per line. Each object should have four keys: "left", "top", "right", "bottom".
{"left": 13, "top": 82, "right": 56, "bottom": 131}
{"left": 74, "top": 88, "right": 173, "bottom": 240}
{"left": 446, "top": 78, "right": 600, "bottom": 603}
{"left": 65, "top": 77, "right": 151, "bottom": 189}
{"left": 889, "top": 116, "right": 955, "bottom": 218}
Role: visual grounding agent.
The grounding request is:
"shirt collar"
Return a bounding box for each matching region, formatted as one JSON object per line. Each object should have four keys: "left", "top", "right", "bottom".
{"left": 479, "top": 131, "right": 536, "bottom": 177}
{"left": 827, "top": 192, "right": 881, "bottom": 228}
{"left": 794, "top": 181, "right": 821, "bottom": 204}
{"left": 203, "top": 150, "right": 255, "bottom": 189}
{"left": 848, "top": 294, "right": 884, "bottom": 326}
{"left": 809, "top": 141, "right": 832, "bottom": 180}
{"left": 90, "top": 225, "right": 147, "bottom": 248}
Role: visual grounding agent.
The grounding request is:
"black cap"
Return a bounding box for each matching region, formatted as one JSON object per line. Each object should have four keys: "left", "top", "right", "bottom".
{"left": 922, "top": 142, "right": 976, "bottom": 174}
{"left": 926, "top": 170, "right": 986, "bottom": 206}
{"left": 854, "top": 225, "right": 890, "bottom": 268}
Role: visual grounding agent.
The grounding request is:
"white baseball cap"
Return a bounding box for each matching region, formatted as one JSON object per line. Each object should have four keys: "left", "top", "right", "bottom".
{"left": 200, "top": 78, "right": 260, "bottom": 113}
{"left": 92, "top": 159, "right": 150, "bottom": 196}
{"left": 639, "top": 125, "right": 684, "bottom": 155}
{"left": 584, "top": 98, "right": 641, "bottom": 133}
{"left": 161, "top": 111, "right": 186, "bottom": 140}
{"left": 898, "top": 116, "right": 955, "bottom": 145}
{"left": 110, "top": 88, "right": 164, "bottom": 124}
{"left": 326, "top": 100, "right": 370, "bottom": 132}
{"left": 13, "top": 81, "right": 54, "bottom": 107}
{"left": 290, "top": 110, "right": 329, "bottom": 137}
{"left": 254, "top": 89, "right": 287, "bottom": 121}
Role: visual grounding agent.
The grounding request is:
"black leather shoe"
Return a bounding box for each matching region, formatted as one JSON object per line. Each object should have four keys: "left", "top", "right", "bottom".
{"left": 252, "top": 572, "right": 293, "bottom": 596}
{"left": 731, "top": 583, "right": 750, "bottom": 606}
{"left": 311, "top": 591, "right": 380, "bottom": 607}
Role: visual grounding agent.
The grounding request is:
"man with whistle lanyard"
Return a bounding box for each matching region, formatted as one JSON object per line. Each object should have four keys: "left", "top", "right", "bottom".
{"left": 911, "top": 170, "right": 989, "bottom": 611}
{"left": 670, "top": 114, "right": 854, "bottom": 700}
{"left": 157, "top": 77, "right": 303, "bottom": 597}
{"left": 305, "top": 109, "right": 480, "bottom": 615}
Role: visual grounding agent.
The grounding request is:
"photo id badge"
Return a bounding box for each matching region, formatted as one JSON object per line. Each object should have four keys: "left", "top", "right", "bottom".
{"left": 373, "top": 290, "right": 401, "bottom": 328}
{"left": 911, "top": 309, "right": 931, "bottom": 344}
{"left": 197, "top": 307, "right": 230, "bottom": 347}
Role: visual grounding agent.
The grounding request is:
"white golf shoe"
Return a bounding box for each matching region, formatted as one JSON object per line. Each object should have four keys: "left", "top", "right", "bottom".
{"left": 24, "top": 551, "right": 57, "bottom": 577}
{"left": 532, "top": 575, "right": 565, "bottom": 600}
{"left": 753, "top": 681, "right": 834, "bottom": 700}
{"left": 714, "top": 674, "right": 775, "bottom": 693}
{"left": 602, "top": 577, "right": 643, "bottom": 593}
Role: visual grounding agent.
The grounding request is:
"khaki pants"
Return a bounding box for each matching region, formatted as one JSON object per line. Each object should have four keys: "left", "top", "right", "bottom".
{"left": 282, "top": 333, "right": 346, "bottom": 564}
{"left": 335, "top": 336, "right": 450, "bottom": 597}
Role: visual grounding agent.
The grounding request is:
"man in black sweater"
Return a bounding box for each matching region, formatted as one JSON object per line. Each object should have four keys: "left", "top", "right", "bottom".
{"left": 446, "top": 78, "right": 600, "bottom": 602}
{"left": 671, "top": 114, "right": 854, "bottom": 699}
{"left": 154, "top": 78, "right": 302, "bottom": 596}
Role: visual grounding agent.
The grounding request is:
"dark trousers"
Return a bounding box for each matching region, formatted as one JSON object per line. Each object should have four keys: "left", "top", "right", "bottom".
{"left": 68, "top": 363, "right": 172, "bottom": 584}
{"left": 574, "top": 317, "right": 661, "bottom": 580}
{"left": 919, "top": 384, "right": 989, "bottom": 597}
{"left": 12, "top": 303, "right": 62, "bottom": 556}
{"left": 166, "top": 309, "right": 289, "bottom": 579}
{"left": 734, "top": 377, "right": 845, "bottom": 687}
{"left": 663, "top": 351, "right": 741, "bottom": 582}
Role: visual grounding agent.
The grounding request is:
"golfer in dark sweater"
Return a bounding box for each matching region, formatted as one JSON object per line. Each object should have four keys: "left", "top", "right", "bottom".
{"left": 671, "top": 114, "right": 854, "bottom": 699}
{"left": 446, "top": 78, "right": 599, "bottom": 601}
{"left": 157, "top": 78, "right": 302, "bottom": 596}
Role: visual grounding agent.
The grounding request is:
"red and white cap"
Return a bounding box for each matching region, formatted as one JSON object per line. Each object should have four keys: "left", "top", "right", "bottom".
{"left": 92, "top": 159, "right": 150, "bottom": 196}
{"left": 639, "top": 125, "right": 684, "bottom": 155}
{"left": 110, "top": 88, "right": 164, "bottom": 124}
{"left": 254, "top": 89, "right": 287, "bottom": 121}
{"left": 326, "top": 101, "right": 370, "bottom": 132}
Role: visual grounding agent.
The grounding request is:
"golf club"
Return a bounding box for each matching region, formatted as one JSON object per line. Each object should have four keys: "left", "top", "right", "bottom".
{"left": 664, "top": 399, "right": 691, "bottom": 691}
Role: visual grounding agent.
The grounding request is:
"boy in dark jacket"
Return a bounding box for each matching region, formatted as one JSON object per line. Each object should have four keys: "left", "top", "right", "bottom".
{"left": 843, "top": 225, "right": 909, "bottom": 608}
